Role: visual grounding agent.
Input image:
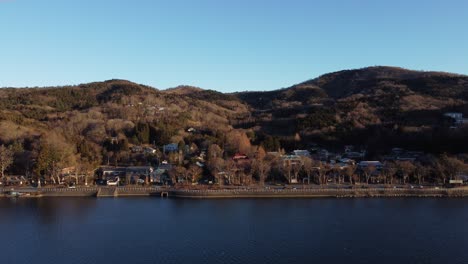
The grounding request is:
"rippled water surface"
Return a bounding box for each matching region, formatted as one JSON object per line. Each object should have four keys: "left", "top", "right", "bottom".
{"left": 0, "top": 198, "right": 467, "bottom": 264}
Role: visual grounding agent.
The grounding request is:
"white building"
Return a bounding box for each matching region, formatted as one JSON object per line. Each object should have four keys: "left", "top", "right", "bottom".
{"left": 444, "top": 112, "right": 464, "bottom": 125}
{"left": 293, "top": 150, "right": 311, "bottom": 157}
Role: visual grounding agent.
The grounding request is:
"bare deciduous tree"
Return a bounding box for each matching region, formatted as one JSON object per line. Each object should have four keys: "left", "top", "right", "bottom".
{"left": 301, "top": 157, "right": 314, "bottom": 184}
{"left": 343, "top": 164, "right": 356, "bottom": 184}
{"left": 188, "top": 165, "right": 203, "bottom": 184}
{"left": 396, "top": 161, "right": 415, "bottom": 184}
{"left": 362, "top": 165, "right": 377, "bottom": 184}
{"left": 35, "top": 134, "right": 76, "bottom": 185}
{"left": 434, "top": 154, "right": 466, "bottom": 184}
{"left": 0, "top": 145, "right": 14, "bottom": 182}
{"left": 252, "top": 146, "right": 271, "bottom": 186}
{"left": 414, "top": 162, "right": 428, "bottom": 185}
{"left": 170, "top": 166, "right": 187, "bottom": 184}
{"left": 382, "top": 162, "right": 397, "bottom": 185}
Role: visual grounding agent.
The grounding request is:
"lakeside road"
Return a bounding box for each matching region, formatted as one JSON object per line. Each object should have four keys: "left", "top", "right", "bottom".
{"left": 1, "top": 186, "right": 468, "bottom": 199}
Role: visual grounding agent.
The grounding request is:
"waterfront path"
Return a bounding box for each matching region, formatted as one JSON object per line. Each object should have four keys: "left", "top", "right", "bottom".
{"left": 1, "top": 186, "right": 468, "bottom": 198}
{"left": 170, "top": 187, "right": 468, "bottom": 198}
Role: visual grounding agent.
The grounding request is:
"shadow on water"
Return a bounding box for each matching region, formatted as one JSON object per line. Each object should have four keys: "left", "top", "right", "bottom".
{"left": 0, "top": 197, "right": 98, "bottom": 226}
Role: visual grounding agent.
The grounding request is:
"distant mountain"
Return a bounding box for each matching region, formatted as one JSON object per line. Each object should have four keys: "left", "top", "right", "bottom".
{"left": 298, "top": 66, "right": 467, "bottom": 98}
{"left": 1, "top": 66, "right": 468, "bottom": 157}
{"left": 237, "top": 66, "right": 468, "bottom": 108}
{"left": 0, "top": 79, "right": 249, "bottom": 144}
{"left": 233, "top": 66, "right": 468, "bottom": 153}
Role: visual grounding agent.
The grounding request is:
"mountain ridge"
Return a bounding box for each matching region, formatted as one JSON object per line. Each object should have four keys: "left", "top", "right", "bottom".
{"left": 1, "top": 66, "right": 468, "bottom": 161}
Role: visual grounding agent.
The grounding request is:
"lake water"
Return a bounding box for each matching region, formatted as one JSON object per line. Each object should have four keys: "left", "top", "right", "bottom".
{"left": 0, "top": 198, "right": 467, "bottom": 264}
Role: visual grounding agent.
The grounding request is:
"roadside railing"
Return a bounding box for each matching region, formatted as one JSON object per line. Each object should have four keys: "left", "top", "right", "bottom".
{"left": 2, "top": 186, "right": 467, "bottom": 197}
{"left": 170, "top": 187, "right": 461, "bottom": 195}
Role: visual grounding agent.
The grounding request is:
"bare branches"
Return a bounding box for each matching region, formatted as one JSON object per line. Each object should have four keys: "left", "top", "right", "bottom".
{"left": 0, "top": 145, "right": 14, "bottom": 180}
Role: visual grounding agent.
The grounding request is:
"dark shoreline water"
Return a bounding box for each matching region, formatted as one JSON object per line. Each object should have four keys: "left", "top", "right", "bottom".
{"left": 1, "top": 198, "right": 467, "bottom": 264}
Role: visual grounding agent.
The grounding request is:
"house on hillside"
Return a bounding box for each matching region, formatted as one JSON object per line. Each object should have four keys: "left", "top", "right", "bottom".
{"left": 444, "top": 112, "right": 468, "bottom": 127}
{"left": 338, "top": 158, "right": 356, "bottom": 165}
{"left": 151, "top": 163, "right": 173, "bottom": 184}
{"left": 282, "top": 155, "right": 302, "bottom": 164}
{"left": 126, "top": 166, "right": 154, "bottom": 184}
{"left": 358, "top": 161, "right": 383, "bottom": 169}
{"left": 232, "top": 153, "right": 250, "bottom": 168}
{"left": 163, "top": 143, "right": 178, "bottom": 153}
{"left": 318, "top": 149, "right": 329, "bottom": 160}
{"left": 233, "top": 153, "right": 249, "bottom": 161}
{"left": 293, "top": 150, "right": 311, "bottom": 157}
{"left": 99, "top": 167, "right": 127, "bottom": 180}
{"left": 131, "top": 146, "right": 143, "bottom": 153}
{"left": 344, "top": 151, "right": 365, "bottom": 160}
{"left": 267, "top": 151, "right": 280, "bottom": 156}
{"left": 144, "top": 147, "right": 157, "bottom": 154}
{"left": 2, "top": 175, "right": 27, "bottom": 186}
{"left": 445, "top": 112, "right": 463, "bottom": 123}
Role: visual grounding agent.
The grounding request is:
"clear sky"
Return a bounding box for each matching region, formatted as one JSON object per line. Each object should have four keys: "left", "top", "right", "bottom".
{"left": 1, "top": 0, "right": 467, "bottom": 92}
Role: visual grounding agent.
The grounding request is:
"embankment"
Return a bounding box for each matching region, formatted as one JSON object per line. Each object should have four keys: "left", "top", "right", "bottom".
{"left": 1, "top": 187, "right": 468, "bottom": 199}
{"left": 169, "top": 187, "right": 468, "bottom": 199}
{"left": 0, "top": 187, "right": 161, "bottom": 198}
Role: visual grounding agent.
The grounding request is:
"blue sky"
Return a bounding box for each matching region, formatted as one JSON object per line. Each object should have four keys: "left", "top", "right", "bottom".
{"left": 1, "top": 0, "right": 467, "bottom": 92}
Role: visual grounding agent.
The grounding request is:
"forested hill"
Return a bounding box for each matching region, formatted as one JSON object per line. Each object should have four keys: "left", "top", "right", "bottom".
{"left": 236, "top": 66, "right": 468, "bottom": 109}
{"left": 0, "top": 79, "right": 250, "bottom": 175}
{"left": 0, "top": 79, "right": 249, "bottom": 134}
{"left": 1, "top": 66, "right": 468, "bottom": 175}
{"left": 234, "top": 66, "right": 468, "bottom": 153}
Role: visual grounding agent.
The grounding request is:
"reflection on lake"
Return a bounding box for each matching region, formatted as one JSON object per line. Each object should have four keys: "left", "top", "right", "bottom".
{"left": 0, "top": 198, "right": 467, "bottom": 264}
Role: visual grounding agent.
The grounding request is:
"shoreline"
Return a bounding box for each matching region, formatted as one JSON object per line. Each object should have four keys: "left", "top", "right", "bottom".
{"left": 2, "top": 186, "right": 468, "bottom": 199}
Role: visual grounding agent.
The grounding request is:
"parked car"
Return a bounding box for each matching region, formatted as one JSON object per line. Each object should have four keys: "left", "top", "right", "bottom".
{"left": 3, "top": 176, "right": 27, "bottom": 186}
{"left": 137, "top": 179, "right": 145, "bottom": 185}
{"left": 107, "top": 177, "right": 120, "bottom": 186}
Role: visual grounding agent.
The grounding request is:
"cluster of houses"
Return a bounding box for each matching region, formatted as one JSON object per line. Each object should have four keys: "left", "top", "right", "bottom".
{"left": 445, "top": 112, "right": 468, "bottom": 128}
{"left": 0, "top": 175, "right": 28, "bottom": 186}
{"left": 130, "top": 143, "right": 190, "bottom": 155}
{"left": 37, "top": 127, "right": 465, "bottom": 187}
{"left": 266, "top": 145, "right": 425, "bottom": 184}
{"left": 97, "top": 162, "right": 173, "bottom": 186}
{"left": 97, "top": 139, "right": 207, "bottom": 186}
{"left": 383, "top": 148, "right": 424, "bottom": 162}
{"left": 131, "top": 145, "right": 158, "bottom": 154}
{"left": 54, "top": 137, "right": 466, "bottom": 187}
